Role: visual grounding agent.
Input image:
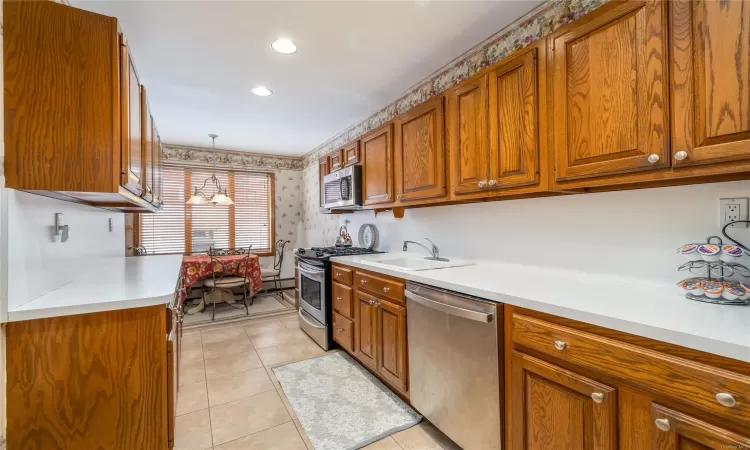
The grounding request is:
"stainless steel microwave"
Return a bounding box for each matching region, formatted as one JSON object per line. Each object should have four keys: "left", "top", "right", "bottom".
{"left": 323, "top": 165, "right": 362, "bottom": 210}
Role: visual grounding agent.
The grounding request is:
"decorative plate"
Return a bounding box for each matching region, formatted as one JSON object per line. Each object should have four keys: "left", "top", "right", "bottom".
{"left": 358, "top": 224, "right": 378, "bottom": 250}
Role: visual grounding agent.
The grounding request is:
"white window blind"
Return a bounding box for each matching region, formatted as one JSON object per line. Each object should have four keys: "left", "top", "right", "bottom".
{"left": 139, "top": 165, "right": 274, "bottom": 255}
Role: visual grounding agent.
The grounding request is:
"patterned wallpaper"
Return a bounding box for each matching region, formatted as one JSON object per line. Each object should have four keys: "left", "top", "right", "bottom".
{"left": 164, "top": 144, "right": 303, "bottom": 275}
{"left": 300, "top": 0, "right": 609, "bottom": 169}
{"left": 299, "top": 0, "right": 611, "bottom": 248}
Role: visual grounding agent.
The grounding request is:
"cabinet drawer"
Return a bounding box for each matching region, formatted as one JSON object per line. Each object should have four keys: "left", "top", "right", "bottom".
{"left": 354, "top": 271, "right": 404, "bottom": 304}
{"left": 511, "top": 314, "right": 750, "bottom": 426}
{"left": 333, "top": 312, "right": 354, "bottom": 353}
{"left": 332, "top": 265, "right": 353, "bottom": 286}
{"left": 332, "top": 282, "right": 353, "bottom": 319}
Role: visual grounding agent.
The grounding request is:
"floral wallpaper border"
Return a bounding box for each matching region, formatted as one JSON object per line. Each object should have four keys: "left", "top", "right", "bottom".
{"left": 301, "top": 0, "right": 610, "bottom": 168}
{"left": 164, "top": 143, "right": 303, "bottom": 171}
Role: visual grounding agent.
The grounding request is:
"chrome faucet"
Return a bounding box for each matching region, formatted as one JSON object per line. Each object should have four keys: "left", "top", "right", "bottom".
{"left": 402, "top": 238, "right": 449, "bottom": 262}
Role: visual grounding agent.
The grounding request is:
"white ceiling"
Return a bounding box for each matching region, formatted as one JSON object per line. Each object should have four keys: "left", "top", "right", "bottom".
{"left": 72, "top": 0, "right": 542, "bottom": 156}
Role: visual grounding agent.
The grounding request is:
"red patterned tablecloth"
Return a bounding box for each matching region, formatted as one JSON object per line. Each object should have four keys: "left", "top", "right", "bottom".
{"left": 179, "top": 254, "right": 262, "bottom": 304}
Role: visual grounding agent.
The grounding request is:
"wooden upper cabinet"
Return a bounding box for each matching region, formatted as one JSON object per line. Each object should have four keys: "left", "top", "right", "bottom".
{"left": 343, "top": 141, "right": 361, "bottom": 167}
{"left": 671, "top": 0, "right": 750, "bottom": 167}
{"left": 122, "top": 41, "right": 144, "bottom": 196}
{"left": 552, "top": 0, "right": 670, "bottom": 182}
{"left": 377, "top": 299, "right": 408, "bottom": 394}
{"left": 651, "top": 403, "right": 750, "bottom": 449}
{"left": 329, "top": 149, "right": 344, "bottom": 172}
{"left": 510, "top": 351, "right": 617, "bottom": 450}
{"left": 361, "top": 123, "right": 394, "bottom": 205}
{"left": 447, "top": 73, "right": 489, "bottom": 195}
{"left": 394, "top": 96, "right": 446, "bottom": 203}
{"left": 153, "top": 126, "right": 163, "bottom": 206}
{"left": 318, "top": 155, "right": 330, "bottom": 210}
{"left": 142, "top": 89, "right": 154, "bottom": 203}
{"left": 488, "top": 47, "right": 540, "bottom": 189}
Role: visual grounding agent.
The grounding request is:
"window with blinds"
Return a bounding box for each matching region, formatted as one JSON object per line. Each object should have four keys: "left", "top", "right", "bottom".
{"left": 139, "top": 165, "right": 274, "bottom": 255}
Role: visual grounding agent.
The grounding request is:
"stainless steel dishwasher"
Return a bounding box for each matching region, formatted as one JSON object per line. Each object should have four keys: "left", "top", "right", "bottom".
{"left": 406, "top": 282, "right": 501, "bottom": 450}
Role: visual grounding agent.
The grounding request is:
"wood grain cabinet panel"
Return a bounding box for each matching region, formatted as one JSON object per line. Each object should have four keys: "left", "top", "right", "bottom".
{"left": 343, "top": 141, "right": 361, "bottom": 167}
{"left": 488, "top": 48, "right": 539, "bottom": 189}
{"left": 447, "top": 73, "right": 489, "bottom": 195}
{"left": 361, "top": 123, "right": 394, "bottom": 205}
{"left": 142, "top": 89, "right": 155, "bottom": 202}
{"left": 356, "top": 290, "right": 379, "bottom": 369}
{"left": 510, "top": 351, "right": 618, "bottom": 450}
{"left": 329, "top": 149, "right": 344, "bottom": 172}
{"left": 6, "top": 306, "right": 170, "bottom": 450}
{"left": 651, "top": 403, "right": 750, "bottom": 450}
{"left": 123, "top": 44, "right": 144, "bottom": 196}
{"left": 552, "top": 0, "right": 669, "bottom": 181}
{"left": 332, "top": 281, "right": 354, "bottom": 319}
{"left": 153, "top": 126, "right": 164, "bottom": 206}
{"left": 333, "top": 312, "right": 355, "bottom": 354}
{"left": 332, "top": 264, "right": 353, "bottom": 286}
{"left": 377, "top": 299, "right": 408, "bottom": 394}
{"left": 670, "top": 0, "right": 750, "bottom": 167}
{"left": 394, "top": 96, "right": 446, "bottom": 202}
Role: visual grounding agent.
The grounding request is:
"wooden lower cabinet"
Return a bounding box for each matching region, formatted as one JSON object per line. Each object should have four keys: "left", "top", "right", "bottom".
{"left": 376, "top": 299, "right": 408, "bottom": 393}
{"left": 355, "top": 290, "right": 379, "bottom": 370}
{"left": 509, "top": 351, "right": 618, "bottom": 449}
{"left": 651, "top": 403, "right": 750, "bottom": 450}
{"left": 6, "top": 305, "right": 176, "bottom": 450}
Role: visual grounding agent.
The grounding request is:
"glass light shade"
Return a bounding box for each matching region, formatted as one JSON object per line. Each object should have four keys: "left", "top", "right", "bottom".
{"left": 186, "top": 194, "right": 207, "bottom": 205}
{"left": 210, "top": 192, "right": 234, "bottom": 205}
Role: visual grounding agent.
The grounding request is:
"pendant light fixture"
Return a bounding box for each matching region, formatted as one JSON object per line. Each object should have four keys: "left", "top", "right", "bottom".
{"left": 186, "top": 134, "right": 234, "bottom": 206}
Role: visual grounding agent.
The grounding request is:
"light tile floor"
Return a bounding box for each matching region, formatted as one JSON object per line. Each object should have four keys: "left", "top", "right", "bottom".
{"left": 175, "top": 314, "right": 460, "bottom": 450}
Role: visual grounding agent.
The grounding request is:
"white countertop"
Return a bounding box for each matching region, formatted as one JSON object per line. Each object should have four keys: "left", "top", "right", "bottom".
{"left": 330, "top": 253, "right": 750, "bottom": 363}
{"left": 8, "top": 255, "right": 183, "bottom": 322}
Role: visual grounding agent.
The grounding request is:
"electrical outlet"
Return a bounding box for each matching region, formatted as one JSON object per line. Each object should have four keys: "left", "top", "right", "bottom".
{"left": 720, "top": 198, "right": 749, "bottom": 228}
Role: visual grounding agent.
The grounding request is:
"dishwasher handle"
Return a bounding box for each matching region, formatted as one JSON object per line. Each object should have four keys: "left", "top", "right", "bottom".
{"left": 405, "top": 290, "right": 494, "bottom": 323}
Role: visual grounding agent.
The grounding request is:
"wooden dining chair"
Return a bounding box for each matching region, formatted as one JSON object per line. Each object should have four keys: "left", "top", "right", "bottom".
{"left": 204, "top": 245, "right": 253, "bottom": 321}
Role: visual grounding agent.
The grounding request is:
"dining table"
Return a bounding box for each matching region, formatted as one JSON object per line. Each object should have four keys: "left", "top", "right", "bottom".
{"left": 180, "top": 253, "right": 263, "bottom": 314}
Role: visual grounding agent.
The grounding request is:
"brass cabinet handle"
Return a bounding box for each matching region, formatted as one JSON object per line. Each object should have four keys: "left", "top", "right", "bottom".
{"left": 654, "top": 418, "right": 670, "bottom": 432}
{"left": 674, "top": 151, "right": 688, "bottom": 161}
{"left": 647, "top": 154, "right": 660, "bottom": 164}
{"left": 553, "top": 340, "right": 567, "bottom": 351}
{"left": 336, "top": 272, "right": 341, "bottom": 277}
{"left": 487, "top": 179, "right": 497, "bottom": 187}
{"left": 336, "top": 328, "right": 345, "bottom": 333}
{"left": 716, "top": 393, "right": 736, "bottom": 408}
{"left": 383, "top": 287, "right": 390, "bottom": 293}
{"left": 336, "top": 296, "right": 342, "bottom": 301}
{"left": 397, "top": 194, "right": 404, "bottom": 200}
{"left": 361, "top": 279, "right": 367, "bottom": 284}
{"left": 591, "top": 392, "right": 604, "bottom": 403}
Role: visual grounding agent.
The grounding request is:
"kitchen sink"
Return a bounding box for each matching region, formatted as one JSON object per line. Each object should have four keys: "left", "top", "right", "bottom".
{"left": 369, "top": 257, "right": 474, "bottom": 271}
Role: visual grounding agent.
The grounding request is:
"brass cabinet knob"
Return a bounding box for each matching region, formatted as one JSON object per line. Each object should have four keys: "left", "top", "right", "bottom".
{"left": 488, "top": 179, "right": 497, "bottom": 187}
{"left": 336, "top": 296, "right": 342, "bottom": 301}
{"left": 674, "top": 151, "right": 688, "bottom": 161}
{"left": 648, "top": 154, "right": 660, "bottom": 164}
{"left": 361, "top": 279, "right": 367, "bottom": 284}
{"left": 591, "top": 392, "right": 604, "bottom": 403}
{"left": 654, "top": 418, "right": 670, "bottom": 432}
{"left": 383, "top": 287, "right": 390, "bottom": 293}
{"left": 553, "top": 340, "right": 567, "bottom": 351}
{"left": 336, "top": 272, "right": 341, "bottom": 277}
{"left": 716, "top": 393, "right": 736, "bottom": 408}
{"left": 477, "top": 180, "right": 487, "bottom": 188}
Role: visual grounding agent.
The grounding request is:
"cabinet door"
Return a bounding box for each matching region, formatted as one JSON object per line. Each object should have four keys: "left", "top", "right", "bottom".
{"left": 153, "top": 127, "right": 163, "bottom": 206}
{"left": 142, "top": 89, "right": 154, "bottom": 202}
{"left": 167, "top": 330, "right": 176, "bottom": 450}
{"left": 361, "top": 123, "right": 394, "bottom": 205}
{"left": 447, "top": 73, "right": 489, "bottom": 195}
{"left": 318, "top": 156, "right": 330, "bottom": 210}
{"left": 343, "top": 141, "right": 360, "bottom": 167}
{"left": 394, "top": 96, "right": 446, "bottom": 202}
{"left": 330, "top": 149, "right": 344, "bottom": 172}
{"left": 488, "top": 48, "right": 539, "bottom": 189}
{"left": 355, "top": 291, "right": 379, "bottom": 369}
{"left": 377, "top": 299, "right": 408, "bottom": 394}
{"left": 120, "top": 38, "right": 144, "bottom": 196}
{"left": 510, "top": 351, "right": 617, "bottom": 450}
{"left": 552, "top": 1, "right": 669, "bottom": 181}
{"left": 671, "top": 0, "right": 750, "bottom": 167}
{"left": 652, "top": 403, "right": 750, "bottom": 449}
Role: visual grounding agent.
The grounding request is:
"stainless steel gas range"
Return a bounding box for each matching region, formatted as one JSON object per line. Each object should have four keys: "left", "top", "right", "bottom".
{"left": 295, "top": 246, "right": 380, "bottom": 350}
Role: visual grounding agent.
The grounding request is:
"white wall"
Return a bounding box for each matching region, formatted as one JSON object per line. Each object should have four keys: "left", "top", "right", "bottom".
{"left": 6, "top": 191, "right": 124, "bottom": 311}
{"left": 303, "top": 179, "right": 750, "bottom": 286}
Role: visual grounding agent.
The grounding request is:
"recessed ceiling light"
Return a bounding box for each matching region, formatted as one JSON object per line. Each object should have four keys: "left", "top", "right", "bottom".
{"left": 271, "top": 38, "right": 297, "bottom": 54}
{"left": 251, "top": 86, "right": 273, "bottom": 97}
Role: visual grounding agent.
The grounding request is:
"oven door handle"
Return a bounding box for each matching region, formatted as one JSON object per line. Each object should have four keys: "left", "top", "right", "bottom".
{"left": 299, "top": 309, "right": 325, "bottom": 329}
{"left": 298, "top": 263, "right": 325, "bottom": 276}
